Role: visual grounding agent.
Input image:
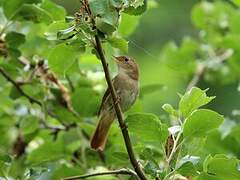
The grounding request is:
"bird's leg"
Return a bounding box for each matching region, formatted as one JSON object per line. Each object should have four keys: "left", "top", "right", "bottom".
{"left": 115, "top": 95, "right": 121, "bottom": 105}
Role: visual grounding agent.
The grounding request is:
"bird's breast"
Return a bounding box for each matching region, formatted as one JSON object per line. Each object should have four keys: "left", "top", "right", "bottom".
{"left": 114, "top": 74, "right": 139, "bottom": 112}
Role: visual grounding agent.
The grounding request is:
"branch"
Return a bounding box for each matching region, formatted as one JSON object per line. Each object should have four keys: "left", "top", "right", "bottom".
{"left": 166, "top": 131, "right": 182, "bottom": 165}
{"left": 186, "top": 63, "right": 205, "bottom": 91}
{"left": 186, "top": 49, "right": 233, "bottom": 91}
{"left": 62, "top": 168, "right": 138, "bottom": 180}
{"left": 94, "top": 35, "right": 146, "bottom": 180}
{"left": 0, "top": 67, "right": 105, "bottom": 163}
{"left": 78, "top": 1, "right": 146, "bottom": 179}
{"left": 0, "top": 67, "right": 42, "bottom": 105}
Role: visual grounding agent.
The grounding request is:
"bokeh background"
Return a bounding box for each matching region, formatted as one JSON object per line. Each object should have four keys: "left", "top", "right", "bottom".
{"left": 1, "top": 0, "right": 240, "bottom": 179}
{"left": 54, "top": 0, "right": 239, "bottom": 118}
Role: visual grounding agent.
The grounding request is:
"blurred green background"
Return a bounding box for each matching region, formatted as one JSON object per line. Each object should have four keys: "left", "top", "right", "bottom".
{"left": 1, "top": 0, "right": 240, "bottom": 179}
{"left": 53, "top": 0, "right": 197, "bottom": 114}
{"left": 54, "top": 0, "right": 239, "bottom": 118}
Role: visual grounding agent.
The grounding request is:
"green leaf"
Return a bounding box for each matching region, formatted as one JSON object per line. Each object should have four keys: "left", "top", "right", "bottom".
{"left": 118, "top": 13, "right": 140, "bottom": 37}
{"left": 179, "top": 87, "right": 215, "bottom": 118}
{"left": 16, "top": 4, "right": 52, "bottom": 23}
{"left": 126, "top": 113, "right": 168, "bottom": 144}
{"left": 71, "top": 87, "right": 101, "bottom": 117}
{"left": 27, "top": 138, "right": 65, "bottom": 164}
{"left": 40, "top": 0, "right": 66, "bottom": 21}
{"left": 96, "top": 17, "right": 116, "bottom": 34}
{"left": 124, "top": 0, "right": 147, "bottom": 15}
{"left": 89, "top": 0, "right": 108, "bottom": 16}
{"left": 197, "top": 172, "right": 219, "bottom": 180}
{"left": 57, "top": 25, "right": 75, "bottom": 40}
{"left": 44, "top": 21, "right": 69, "bottom": 40}
{"left": 176, "top": 155, "right": 200, "bottom": 176}
{"left": 0, "top": 154, "right": 12, "bottom": 163}
{"left": 162, "top": 103, "right": 178, "bottom": 117}
{"left": 144, "top": 161, "right": 159, "bottom": 178}
{"left": 183, "top": 109, "right": 224, "bottom": 138}
{"left": 107, "top": 36, "right": 128, "bottom": 53}
{"left": 3, "top": 0, "right": 41, "bottom": 19}
{"left": 48, "top": 43, "right": 78, "bottom": 76}
{"left": 5, "top": 32, "right": 25, "bottom": 48}
{"left": 203, "top": 154, "right": 240, "bottom": 179}
{"left": 19, "top": 116, "right": 39, "bottom": 135}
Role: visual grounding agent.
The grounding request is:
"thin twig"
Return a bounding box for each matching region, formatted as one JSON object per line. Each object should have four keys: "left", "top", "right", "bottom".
{"left": 0, "top": 67, "right": 42, "bottom": 105}
{"left": 0, "top": 66, "right": 105, "bottom": 163}
{"left": 94, "top": 35, "right": 147, "bottom": 180}
{"left": 166, "top": 131, "right": 182, "bottom": 165}
{"left": 186, "top": 49, "right": 233, "bottom": 90}
{"left": 186, "top": 63, "right": 205, "bottom": 91}
{"left": 62, "top": 168, "right": 138, "bottom": 180}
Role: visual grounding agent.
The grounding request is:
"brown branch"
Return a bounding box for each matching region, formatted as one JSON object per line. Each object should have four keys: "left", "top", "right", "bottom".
{"left": 94, "top": 35, "right": 146, "bottom": 180}
{"left": 0, "top": 67, "right": 42, "bottom": 105}
{"left": 62, "top": 168, "right": 138, "bottom": 180}
{"left": 79, "top": 1, "right": 146, "bottom": 178}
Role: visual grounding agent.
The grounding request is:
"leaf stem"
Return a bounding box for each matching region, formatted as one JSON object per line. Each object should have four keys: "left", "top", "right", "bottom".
{"left": 166, "top": 131, "right": 182, "bottom": 165}
{"left": 62, "top": 168, "right": 138, "bottom": 180}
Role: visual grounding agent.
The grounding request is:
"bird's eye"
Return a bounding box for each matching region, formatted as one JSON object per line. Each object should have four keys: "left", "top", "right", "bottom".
{"left": 124, "top": 58, "right": 129, "bottom": 62}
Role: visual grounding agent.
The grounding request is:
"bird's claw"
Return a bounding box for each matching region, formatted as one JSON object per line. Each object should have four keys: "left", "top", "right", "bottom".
{"left": 115, "top": 96, "right": 121, "bottom": 105}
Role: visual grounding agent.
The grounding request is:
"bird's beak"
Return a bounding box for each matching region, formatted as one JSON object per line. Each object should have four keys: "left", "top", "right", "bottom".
{"left": 112, "top": 55, "right": 121, "bottom": 63}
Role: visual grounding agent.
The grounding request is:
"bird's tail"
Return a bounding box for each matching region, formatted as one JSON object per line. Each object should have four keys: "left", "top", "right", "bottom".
{"left": 90, "top": 113, "right": 114, "bottom": 151}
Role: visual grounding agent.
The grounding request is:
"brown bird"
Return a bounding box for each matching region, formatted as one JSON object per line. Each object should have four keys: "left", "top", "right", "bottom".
{"left": 90, "top": 56, "right": 139, "bottom": 151}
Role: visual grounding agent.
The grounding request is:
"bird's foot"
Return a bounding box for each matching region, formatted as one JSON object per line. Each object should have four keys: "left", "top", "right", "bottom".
{"left": 115, "top": 96, "right": 121, "bottom": 105}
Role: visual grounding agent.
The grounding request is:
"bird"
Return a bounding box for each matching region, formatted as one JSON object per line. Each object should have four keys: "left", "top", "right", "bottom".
{"left": 90, "top": 55, "right": 139, "bottom": 151}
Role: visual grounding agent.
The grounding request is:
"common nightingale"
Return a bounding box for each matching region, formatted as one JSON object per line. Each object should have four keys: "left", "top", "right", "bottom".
{"left": 91, "top": 56, "right": 139, "bottom": 151}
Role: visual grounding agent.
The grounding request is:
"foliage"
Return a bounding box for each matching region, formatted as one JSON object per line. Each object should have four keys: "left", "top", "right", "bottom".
{"left": 0, "top": 0, "right": 240, "bottom": 179}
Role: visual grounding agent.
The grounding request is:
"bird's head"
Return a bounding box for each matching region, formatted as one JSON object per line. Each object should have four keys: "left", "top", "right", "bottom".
{"left": 113, "top": 56, "right": 139, "bottom": 80}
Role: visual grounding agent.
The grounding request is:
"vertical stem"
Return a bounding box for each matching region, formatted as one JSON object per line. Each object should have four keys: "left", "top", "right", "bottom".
{"left": 94, "top": 35, "right": 147, "bottom": 180}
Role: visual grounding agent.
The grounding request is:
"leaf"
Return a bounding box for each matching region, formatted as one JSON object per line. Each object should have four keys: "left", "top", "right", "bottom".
{"left": 179, "top": 87, "right": 215, "bottom": 118}
{"left": 95, "top": 15, "right": 118, "bottom": 34}
{"left": 118, "top": 13, "right": 140, "bottom": 37}
{"left": 144, "top": 161, "right": 159, "bottom": 178}
{"left": 176, "top": 155, "right": 200, "bottom": 176}
{"left": 107, "top": 36, "right": 128, "bottom": 53}
{"left": 48, "top": 43, "right": 78, "bottom": 76}
{"left": 71, "top": 87, "right": 101, "bottom": 117}
{"left": 124, "top": 0, "right": 147, "bottom": 15}
{"left": 57, "top": 25, "right": 76, "bottom": 40}
{"left": 89, "top": 0, "right": 109, "bottom": 16}
{"left": 44, "top": 21, "right": 69, "bottom": 40}
{"left": 40, "top": 0, "right": 66, "bottom": 21}
{"left": 203, "top": 154, "right": 240, "bottom": 179}
{"left": 197, "top": 172, "right": 219, "bottom": 180}
{"left": 16, "top": 4, "right": 52, "bottom": 23}
{"left": 19, "top": 116, "right": 39, "bottom": 135}
{"left": 126, "top": 113, "right": 168, "bottom": 144}
{"left": 162, "top": 104, "right": 178, "bottom": 117}
{"left": 5, "top": 32, "right": 25, "bottom": 48}
{"left": 0, "top": 154, "right": 12, "bottom": 163}
{"left": 183, "top": 109, "right": 224, "bottom": 138}
{"left": 27, "top": 138, "right": 65, "bottom": 164}
{"left": 3, "top": 0, "right": 41, "bottom": 19}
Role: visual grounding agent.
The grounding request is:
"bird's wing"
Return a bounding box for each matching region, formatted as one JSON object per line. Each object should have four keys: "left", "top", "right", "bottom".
{"left": 97, "top": 77, "right": 120, "bottom": 116}
{"left": 97, "top": 87, "right": 110, "bottom": 116}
